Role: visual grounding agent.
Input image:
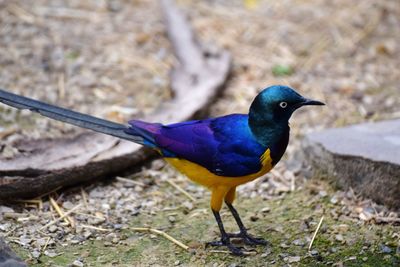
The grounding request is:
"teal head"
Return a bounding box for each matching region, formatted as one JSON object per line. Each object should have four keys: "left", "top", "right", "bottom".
{"left": 248, "top": 85, "right": 324, "bottom": 145}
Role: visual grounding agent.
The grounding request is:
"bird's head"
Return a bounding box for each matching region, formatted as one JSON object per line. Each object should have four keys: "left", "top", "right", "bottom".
{"left": 249, "top": 85, "right": 324, "bottom": 124}
{"left": 249, "top": 85, "right": 324, "bottom": 145}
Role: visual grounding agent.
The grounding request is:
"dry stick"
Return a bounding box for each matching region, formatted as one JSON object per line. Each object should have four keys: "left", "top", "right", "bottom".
{"left": 308, "top": 216, "right": 324, "bottom": 251}
{"left": 40, "top": 204, "right": 82, "bottom": 231}
{"left": 49, "top": 196, "right": 70, "bottom": 225}
{"left": 116, "top": 176, "right": 146, "bottom": 187}
{"left": 80, "top": 224, "right": 111, "bottom": 232}
{"left": 166, "top": 180, "right": 196, "bottom": 202}
{"left": 80, "top": 187, "right": 89, "bottom": 209}
{"left": 42, "top": 237, "right": 51, "bottom": 252}
{"left": 132, "top": 227, "right": 189, "bottom": 250}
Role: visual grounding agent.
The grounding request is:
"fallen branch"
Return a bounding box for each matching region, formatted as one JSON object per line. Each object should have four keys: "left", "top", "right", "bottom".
{"left": 0, "top": 0, "right": 231, "bottom": 200}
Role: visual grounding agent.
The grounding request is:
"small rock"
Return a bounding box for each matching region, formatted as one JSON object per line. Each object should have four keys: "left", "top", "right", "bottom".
{"left": 292, "top": 239, "right": 305, "bottom": 246}
{"left": 83, "top": 231, "right": 92, "bottom": 239}
{"left": 62, "top": 201, "right": 74, "bottom": 209}
{"left": 347, "top": 256, "right": 357, "bottom": 261}
{"left": 310, "top": 250, "right": 319, "bottom": 256}
{"left": 362, "top": 257, "right": 368, "bottom": 262}
{"left": 330, "top": 196, "right": 338, "bottom": 204}
{"left": 261, "top": 247, "right": 272, "bottom": 257}
{"left": 261, "top": 207, "right": 271, "bottom": 213}
{"left": 31, "top": 250, "right": 41, "bottom": 259}
{"left": 168, "top": 216, "right": 176, "bottom": 223}
{"left": 250, "top": 215, "right": 259, "bottom": 222}
{"left": 337, "top": 224, "right": 349, "bottom": 233}
{"left": 280, "top": 243, "right": 289, "bottom": 248}
{"left": 19, "top": 237, "right": 32, "bottom": 246}
{"left": 335, "top": 234, "right": 344, "bottom": 242}
{"left": 287, "top": 256, "right": 301, "bottom": 263}
{"left": 380, "top": 244, "right": 392, "bottom": 254}
{"left": 182, "top": 201, "right": 193, "bottom": 210}
{"left": 0, "top": 206, "right": 14, "bottom": 213}
{"left": 48, "top": 225, "right": 58, "bottom": 233}
{"left": 44, "top": 250, "right": 58, "bottom": 258}
{"left": 72, "top": 260, "right": 84, "bottom": 267}
{"left": 396, "top": 245, "right": 400, "bottom": 255}
{"left": 319, "top": 190, "right": 328, "bottom": 197}
{"left": 174, "top": 260, "right": 180, "bottom": 266}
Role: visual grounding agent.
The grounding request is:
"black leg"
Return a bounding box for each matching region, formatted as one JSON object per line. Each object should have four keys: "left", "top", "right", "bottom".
{"left": 207, "top": 210, "right": 243, "bottom": 256}
{"left": 226, "top": 202, "right": 268, "bottom": 246}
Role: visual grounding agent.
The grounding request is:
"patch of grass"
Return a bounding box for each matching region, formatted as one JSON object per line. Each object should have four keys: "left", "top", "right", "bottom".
{"left": 12, "top": 181, "right": 400, "bottom": 266}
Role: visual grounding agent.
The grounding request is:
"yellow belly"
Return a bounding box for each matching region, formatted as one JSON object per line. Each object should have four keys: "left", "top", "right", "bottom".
{"left": 165, "top": 149, "right": 273, "bottom": 190}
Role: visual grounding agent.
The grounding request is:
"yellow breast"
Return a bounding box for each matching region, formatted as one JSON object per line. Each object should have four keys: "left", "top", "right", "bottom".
{"left": 165, "top": 149, "right": 273, "bottom": 190}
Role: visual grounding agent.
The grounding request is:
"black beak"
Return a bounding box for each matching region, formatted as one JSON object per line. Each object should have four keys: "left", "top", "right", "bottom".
{"left": 301, "top": 98, "right": 325, "bottom": 106}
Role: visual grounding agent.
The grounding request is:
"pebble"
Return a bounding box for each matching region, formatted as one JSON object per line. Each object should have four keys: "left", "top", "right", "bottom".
{"left": 250, "top": 215, "right": 259, "bottom": 222}
{"left": 0, "top": 206, "right": 14, "bottom": 213}
{"left": 330, "top": 196, "right": 338, "bottom": 204}
{"left": 292, "top": 239, "right": 305, "bottom": 246}
{"left": 72, "top": 260, "right": 84, "bottom": 267}
{"left": 380, "top": 244, "right": 392, "bottom": 254}
{"left": 261, "top": 247, "right": 272, "bottom": 257}
{"left": 31, "top": 250, "right": 41, "bottom": 258}
{"left": 19, "top": 237, "right": 32, "bottom": 246}
{"left": 261, "top": 207, "right": 271, "bottom": 213}
{"left": 44, "top": 250, "right": 58, "bottom": 258}
{"left": 48, "top": 225, "right": 58, "bottom": 233}
{"left": 280, "top": 243, "right": 289, "bottom": 248}
{"left": 182, "top": 201, "right": 193, "bottom": 210}
{"left": 286, "top": 256, "right": 301, "bottom": 263}
{"left": 168, "top": 216, "right": 176, "bottom": 223}
{"left": 335, "top": 234, "right": 344, "bottom": 242}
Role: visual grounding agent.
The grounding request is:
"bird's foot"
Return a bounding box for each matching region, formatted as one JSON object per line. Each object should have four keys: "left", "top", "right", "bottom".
{"left": 227, "top": 231, "right": 268, "bottom": 246}
{"left": 206, "top": 236, "right": 244, "bottom": 256}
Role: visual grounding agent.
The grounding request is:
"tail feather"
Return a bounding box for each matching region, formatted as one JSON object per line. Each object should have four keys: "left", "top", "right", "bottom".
{"left": 0, "top": 88, "right": 145, "bottom": 144}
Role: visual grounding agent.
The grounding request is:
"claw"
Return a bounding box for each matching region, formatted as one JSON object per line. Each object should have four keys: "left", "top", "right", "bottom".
{"left": 206, "top": 238, "right": 244, "bottom": 256}
{"left": 227, "top": 232, "right": 269, "bottom": 246}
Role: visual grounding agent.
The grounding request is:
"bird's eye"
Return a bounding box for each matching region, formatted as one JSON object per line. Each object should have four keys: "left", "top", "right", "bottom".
{"left": 279, "top": 102, "right": 288, "bottom": 108}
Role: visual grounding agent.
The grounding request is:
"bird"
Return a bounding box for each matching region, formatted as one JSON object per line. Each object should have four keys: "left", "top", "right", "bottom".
{"left": 0, "top": 85, "right": 324, "bottom": 255}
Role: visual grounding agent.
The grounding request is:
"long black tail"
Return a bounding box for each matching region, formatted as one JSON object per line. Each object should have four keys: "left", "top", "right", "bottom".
{"left": 0, "top": 88, "right": 144, "bottom": 143}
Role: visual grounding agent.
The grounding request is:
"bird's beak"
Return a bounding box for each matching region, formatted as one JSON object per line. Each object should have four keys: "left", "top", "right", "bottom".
{"left": 301, "top": 98, "right": 325, "bottom": 106}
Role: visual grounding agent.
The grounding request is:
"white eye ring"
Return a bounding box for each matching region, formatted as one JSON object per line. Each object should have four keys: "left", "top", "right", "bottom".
{"left": 279, "top": 102, "right": 288, "bottom": 108}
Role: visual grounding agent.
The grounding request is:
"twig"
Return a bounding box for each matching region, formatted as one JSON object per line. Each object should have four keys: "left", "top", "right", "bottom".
{"left": 80, "top": 224, "right": 111, "bottom": 232}
{"left": 40, "top": 204, "right": 82, "bottom": 231}
{"left": 132, "top": 227, "right": 189, "bottom": 250}
{"left": 116, "top": 176, "right": 145, "bottom": 187}
{"left": 166, "top": 180, "right": 196, "bottom": 202}
{"left": 80, "top": 188, "right": 88, "bottom": 209}
{"left": 308, "top": 216, "right": 324, "bottom": 251}
{"left": 42, "top": 237, "right": 51, "bottom": 252}
{"left": 49, "top": 196, "right": 71, "bottom": 226}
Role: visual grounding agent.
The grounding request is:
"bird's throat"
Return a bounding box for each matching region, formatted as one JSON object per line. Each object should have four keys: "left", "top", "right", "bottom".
{"left": 248, "top": 115, "right": 289, "bottom": 148}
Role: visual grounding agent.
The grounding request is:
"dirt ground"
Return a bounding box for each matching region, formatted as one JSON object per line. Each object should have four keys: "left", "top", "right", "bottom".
{"left": 0, "top": 0, "right": 399, "bottom": 266}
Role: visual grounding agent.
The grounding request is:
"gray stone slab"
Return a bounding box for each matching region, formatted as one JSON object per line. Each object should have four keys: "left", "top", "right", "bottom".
{"left": 303, "top": 119, "right": 400, "bottom": 209}
{"left": 0, "top": 237, "right": 26, "bottom": 267}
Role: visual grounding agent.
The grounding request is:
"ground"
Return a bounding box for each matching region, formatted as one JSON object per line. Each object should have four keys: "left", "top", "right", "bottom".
{"left": 0, "top": 0, "right": 399, "bottom": 266}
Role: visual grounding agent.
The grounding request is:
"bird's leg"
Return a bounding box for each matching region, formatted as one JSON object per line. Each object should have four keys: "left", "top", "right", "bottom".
{"left": 224, "top": 187, "right": 268, "bottom": 246}
{"left": 206, "top": 187, "right": 243, "bottom": 255}
{"left": 207, "top": 210, "right": 243, "bottom": 255}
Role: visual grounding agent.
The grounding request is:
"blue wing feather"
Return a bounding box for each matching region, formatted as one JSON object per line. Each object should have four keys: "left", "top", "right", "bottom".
{"left": 127, "top": 114, "right": 269, "bottom": 177}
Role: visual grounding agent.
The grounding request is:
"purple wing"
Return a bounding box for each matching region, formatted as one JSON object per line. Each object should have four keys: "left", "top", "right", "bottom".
{"left": 126, "top": 115, "right": 266, "bottom": 177}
